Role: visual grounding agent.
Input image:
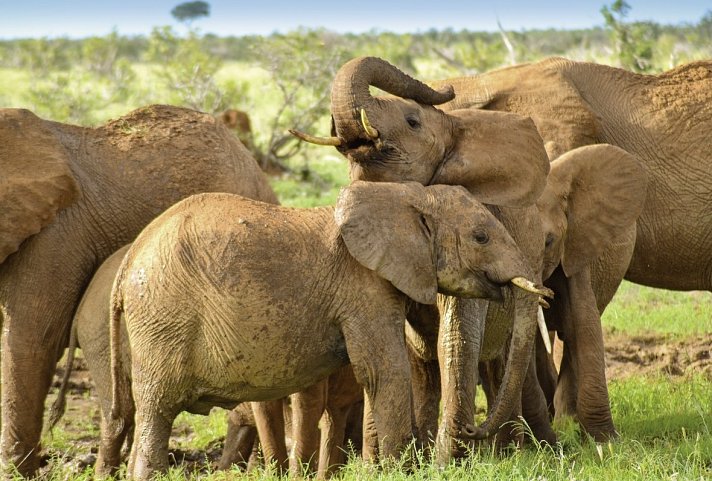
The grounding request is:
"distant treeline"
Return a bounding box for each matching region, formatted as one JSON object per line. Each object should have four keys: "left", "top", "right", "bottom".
{"left": 1, "top": 13, "right": 711, "bottom": 75}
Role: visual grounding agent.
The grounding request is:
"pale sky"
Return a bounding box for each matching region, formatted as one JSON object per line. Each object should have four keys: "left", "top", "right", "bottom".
{"left": 0, "top": 0, "right": 709, "bottom": 39}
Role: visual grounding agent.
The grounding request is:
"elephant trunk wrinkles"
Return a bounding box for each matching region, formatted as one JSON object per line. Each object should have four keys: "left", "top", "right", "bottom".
{"left": 466, "top": 287, "right": 539, "bottom": 440}
{"left": 330, "top": 56, "right": 454, "bottom": 143}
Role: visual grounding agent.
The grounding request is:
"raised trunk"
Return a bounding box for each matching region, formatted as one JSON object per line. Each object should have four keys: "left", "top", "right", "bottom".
{"left": 330, "top": 56, "right": 454, "bottom": 142}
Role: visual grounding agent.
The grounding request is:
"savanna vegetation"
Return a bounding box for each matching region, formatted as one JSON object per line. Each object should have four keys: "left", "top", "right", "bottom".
{"left": 1, "top": 1, "right": 710, "bottom": 479}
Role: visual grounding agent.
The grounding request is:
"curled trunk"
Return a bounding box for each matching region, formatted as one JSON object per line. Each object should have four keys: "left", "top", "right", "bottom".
{"left": 330, "top": 56, "right": 454, "bottom": 143}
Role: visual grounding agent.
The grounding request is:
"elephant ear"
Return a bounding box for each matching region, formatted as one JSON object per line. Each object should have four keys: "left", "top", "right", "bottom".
{"left": 0, "top": 109, "right": 80, "bottom": 263}
{"left": 335, "top": 181, "right": 437, "bottom": 305}
{"left": 554, "top": 144, "right": 647, "bottom": 277}
{"left": 433, "top": 109, "right": 550, "bottom": 207}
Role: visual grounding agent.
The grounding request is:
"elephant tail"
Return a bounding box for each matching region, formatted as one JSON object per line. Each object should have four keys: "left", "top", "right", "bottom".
{"left": 109, "top": 259, "right": 127, "bottom": 425}
{"left": 46, "top": 322, "right": 79, "bottom": 432}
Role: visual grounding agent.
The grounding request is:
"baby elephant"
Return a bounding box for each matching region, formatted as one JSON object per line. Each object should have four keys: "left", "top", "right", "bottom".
{"left": 109, "top": 181, "right": 545, "bottom": 480}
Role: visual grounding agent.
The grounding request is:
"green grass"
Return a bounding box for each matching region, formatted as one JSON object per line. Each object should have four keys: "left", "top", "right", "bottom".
{"left": 39, "top": 374, "right": 712, "bottom": 480}
{"left": 602, "top": 281, "right": 712, "bottom": 338}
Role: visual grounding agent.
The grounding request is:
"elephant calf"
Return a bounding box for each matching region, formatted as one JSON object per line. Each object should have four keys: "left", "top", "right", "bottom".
{"left": 109, "top": 181, "right": 550, "bottom": 480}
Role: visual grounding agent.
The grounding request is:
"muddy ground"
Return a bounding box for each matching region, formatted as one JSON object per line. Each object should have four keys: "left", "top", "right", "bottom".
{"left": 43, "top": 332, "right": 711, "bottom": 473}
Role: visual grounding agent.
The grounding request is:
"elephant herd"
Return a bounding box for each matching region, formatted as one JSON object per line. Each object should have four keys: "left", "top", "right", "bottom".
{"left": 0, "top": 55, "right": 710, "bottom": 479}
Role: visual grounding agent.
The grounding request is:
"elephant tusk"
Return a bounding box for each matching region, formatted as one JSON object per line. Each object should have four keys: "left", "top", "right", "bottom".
{"left": 288, "top": 129, "right": 342, "bottom": 146}
{"left": 538, "top": 306, "right": 552, "bottom": 354}
{"left": 360, "top": 108, "right": 380, "bottom": 139}
{"left": 511, "top": 277, "right": 555, "bottom": 299}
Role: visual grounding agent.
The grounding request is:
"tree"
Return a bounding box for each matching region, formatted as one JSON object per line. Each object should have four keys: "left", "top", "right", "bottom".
{"left": 171, "top": 1, "right": 210, "bottom": 26}
{"left": 601, "top": 0, "right": 653, "bottom": 72}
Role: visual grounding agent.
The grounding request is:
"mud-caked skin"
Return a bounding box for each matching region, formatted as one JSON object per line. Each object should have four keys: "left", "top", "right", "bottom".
{"left": 321, "top": 56, "right": 701, "bottom": 456}
{"left": 0, "top": 104, "right": 278, "bottom": 477}
{"left": 109, "top": 181, "right": 543, "bottom": 480}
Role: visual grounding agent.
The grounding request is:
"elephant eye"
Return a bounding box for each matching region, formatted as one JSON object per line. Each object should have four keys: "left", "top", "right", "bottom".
{"left": 474, "top": 231, "right": 489, "bottom": 245}
{"left": 406, "top": 115, "right": 421, "bottom": 129}
{"left": 545, "top": 233, "right": 555, "bottom": 248}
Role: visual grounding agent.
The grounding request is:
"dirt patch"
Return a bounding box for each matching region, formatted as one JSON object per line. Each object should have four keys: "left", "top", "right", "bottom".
{"left": 605, "top": 333, "right": 711, "bottom": 380}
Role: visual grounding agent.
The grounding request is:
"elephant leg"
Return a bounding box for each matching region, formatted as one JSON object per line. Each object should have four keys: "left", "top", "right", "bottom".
{"left": 289, "top": 380, "right": 327, "bottom": 476}
{"left": 405, "top": 303, "right": 440, "bottom": 450}
{"left": 343, "top": 318, "right": 413, "bottom": 461}
{"left": 520, "top": 349, "right": 557, "bottom": 445}
{"left": 96, "top": 389, "right": 135, "bottom": 477}
{"left": 552, "top": 268, "right": 616, "bottom": 440}
{"left": 218, "top": 406, "right": 258, "bottom": 470}
{"left": 1, "top": 296, "right": 80, "bottom": 476}
{"left": 553, "top": 341, "right": 578, "bottom": 420}
{"left": 361, "top": 396, "right": 378, "bottom": 462}
{"left": 317, "top": 404, "right": 351, "bottom": 479}
{"left": 534, "top": 333, "right": 558, "bottom": 418}
{"left": 127, "top": 403, "right": 175, "bottom": 481}
{"left": 252, "top": 400, "right": 289, "bottom": 471}
{"left": 407, "top": 350, "right": 440, "bottom": 451}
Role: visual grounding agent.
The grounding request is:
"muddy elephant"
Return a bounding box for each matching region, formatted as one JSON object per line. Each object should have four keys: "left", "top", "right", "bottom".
{"left": 297, "top": 55, "right": 710, "bottom": 446}
{"left": 294, "top": 56, "right": 555, "bottom": 459}
{"left": 429, "top": 56, "right": 711, "bottom": 440}
{"left": 0, "top": 105, "right": 278, "bottom": 476}
{"left": 49, "top": 243, "right": 267, "bottom": 476}
{"left": 109, "top": 181, "right": 549, "bottom": 480}
{"left": 49, "top": 242, "right": 360, "bottom": 478}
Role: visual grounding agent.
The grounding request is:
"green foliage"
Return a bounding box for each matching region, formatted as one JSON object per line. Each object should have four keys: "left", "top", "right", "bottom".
{"left": 144, "top": 26, "right": 248, "bottom": 113}
{"left": 171, "top": 1, "right": 210, "bottom": 25}
{"left": 601, "top": 0, "right": 654, "bottom": 72}
{"left": 250, "top": 29, "right": 350, "bottom": 171}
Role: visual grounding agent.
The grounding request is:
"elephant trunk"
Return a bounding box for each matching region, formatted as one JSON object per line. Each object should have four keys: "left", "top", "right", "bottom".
{"left": 463, "top": 287, "right": 540, "bottom": 440}
{"left": 330, "top": 56, "right": 455, "bottom": 143}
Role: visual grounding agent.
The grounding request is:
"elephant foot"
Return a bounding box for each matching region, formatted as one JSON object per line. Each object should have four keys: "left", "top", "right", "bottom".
{"left": 2, "top": 445, "right": 42, "bottom": 478}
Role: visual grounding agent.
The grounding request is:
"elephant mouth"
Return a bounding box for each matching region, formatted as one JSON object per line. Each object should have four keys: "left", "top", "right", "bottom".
{"left": 480, "top": 272, "right": 506, "bottom": 301}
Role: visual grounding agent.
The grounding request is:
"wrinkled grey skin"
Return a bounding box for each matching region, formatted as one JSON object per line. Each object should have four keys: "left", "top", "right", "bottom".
{"left": 109, "top": 182, "right": 540, "bottom": 480}
{"left": 428, "top": 57, "right": 709, "bottom": 440}
{"left": 326, "top": 57, "right": 554, "bottom": 461}
{"left": 324, "top": 56, "right": 698, "bottom": 451}
{"left": 0, "top": 105, "right": 278, "bottom": 477}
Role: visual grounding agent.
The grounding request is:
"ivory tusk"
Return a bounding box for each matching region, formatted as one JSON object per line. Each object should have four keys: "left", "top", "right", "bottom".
{"left": 538, "top": 306, "right": 552, "bottom": 354}
{"left": 511, "top": 276, "right": 555, "bottom": 299}
{"left": 288, "top": 129, "right": 342, "bottom": 146}
{"left": 360, "top": 108, "right": 380, "bottom": 139}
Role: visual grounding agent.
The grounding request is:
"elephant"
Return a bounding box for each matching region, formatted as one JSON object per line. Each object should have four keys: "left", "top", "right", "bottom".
{"left": 295, "top": 55, "right": 710, "bottom": 446}
{"left": 294, "top": 56, "right": 556, "bottom": 460}
{"left": 108, "top": 181, "right": 550, "bottom": 480}
{"left": 426, "top": 57, "right": 711, "bottom": 439}
{"left": 219, "top": 108, "right": 258, "bottom": 159}
{"left": 477, "top": 143, "right": 648, "bottom": 437}
{"left": 49, "top": 243, "right": 361, "bottom": 477}
{"left": 0, "top": 104, "right": 279, "bottom": 476}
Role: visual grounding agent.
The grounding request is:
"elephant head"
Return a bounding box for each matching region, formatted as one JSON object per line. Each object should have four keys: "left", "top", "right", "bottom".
{"left": 294, "top": 56, "right": 550, "bottom": 207}
{"left": 335, "top": 181, "right": 551, "bottom": 305}
{"left": 537, "top": 144, "right": 648, "bottom": 281}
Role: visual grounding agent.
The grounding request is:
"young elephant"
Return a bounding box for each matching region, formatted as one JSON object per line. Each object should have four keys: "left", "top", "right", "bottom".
{"left": 109, "top": 181, "right": 549, "bottom": 480}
